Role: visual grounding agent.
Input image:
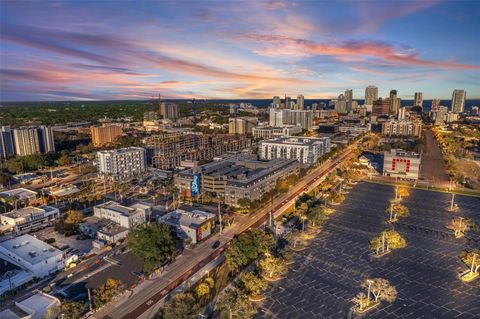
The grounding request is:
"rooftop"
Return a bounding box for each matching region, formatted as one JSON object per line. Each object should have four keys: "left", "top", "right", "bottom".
{"left": 0, "top": 188, "right": 37, "bottom": 201}
{"left": 0, "top": 234, "right": 62, "bottom": 265}
{"left": 386, "top": 148, "right": 421, "bottom": 158}
{"left": 98, "top": 223, "right": 128, "bottom": 236}
{"left": 96, "top": 201, "right": 137, "bottom": 217}
{"left": 261, "top": 136, "right": 330, "bottom": 146}
{"left": 160, "top": 209, "right": 215, "bottom": 228}
{"left": 2, "top": 205, "right": 57, "bottom": 220}
{"left": 97, "top": 147, "right": 145, "bottom": 155}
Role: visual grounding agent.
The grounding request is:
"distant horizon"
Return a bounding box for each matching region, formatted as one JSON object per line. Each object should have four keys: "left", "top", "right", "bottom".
{"left": 1, "top": 1, "right": 479, "bottom": 101}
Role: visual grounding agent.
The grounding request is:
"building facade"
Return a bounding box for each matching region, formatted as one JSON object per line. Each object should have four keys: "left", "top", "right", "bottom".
{"left": 383, "top": 149, "right": 421, "bottom": 180}
{"left": 414, "top": 92, "right": 424, "bottom": 108}
{"left": 365, "top": 85, "right": 378, "bottom": 106}
{"left": 159, "top": 102, "right": 180, "bottom": 120}
{"left": 252, "top": 125, "right": 302, "bottom": 139}
{"left": 11, "top": 126, "right": 55, "bottom": 156}
{"left": 269, "top": 108, "right": 313, "bottom": 130}
{"left": 91, "top": 124, "right": 123, "bottom": 147}
{"left": 451, "top": 89, "right": 466, "bottom": 113}
{"left": 159, "top": 209, "right": 215, "bottom": 244}
{"left": 228, "top": 117, "right": 258, "bottom": 135}
{"left": 259, "top": 137, "right": 331, "bottom": 166}
{"left": 0, "top": 126, "right": 15, "bottom": 159}
{"left": 0, "top": 206, "right": 60, "bottom": 234}
{"left": 389, "top": 90, "right": 400, "bottom": 115}
{"left": 96, "top": 147, "right": 147, "bottom": 181}
{"left": 382, "top": 120, "right": 422, "bottom": 137}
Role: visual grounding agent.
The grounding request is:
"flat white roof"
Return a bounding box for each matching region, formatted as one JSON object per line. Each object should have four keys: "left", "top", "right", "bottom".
{"left": 0, "top": 234, "right": 62, "bottom": 265}
{"left": 17, "top": 292, "right": 60, "bottom": 319}
{"left": 0, "top": 188, "right": 37, "bottom": 200}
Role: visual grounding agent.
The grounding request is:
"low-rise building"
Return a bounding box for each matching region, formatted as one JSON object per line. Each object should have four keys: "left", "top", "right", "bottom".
{"left": 0, "top": 188, "right": 38, "bottom": 206}
{"left": 159, "top": 209, "right": 216, "bottom": 244}
{"left": 337, "top": 123, "right": 371, "bottom": 135}
{"left": 94, "top": 201, "right": 146, "bottom": 229}
{"left": 252, "top": 125, "right": 302, "bottom": 139}
{"left": 175, "top": 155, "right": 299, "bottom": 206}
{"left": 96, "top": 147, "right": 147, "bottom": 181}
{"left": 383, "top": 149, "right": 421, "bottom": 180}
{"left": 382, "top": 120, "right": 422, "bottom": 137}
{"left": 0, "top": 235, "right": 64, "bottom": 295}
{"left": 1, "top": 206, "right": 60, "bottom": 234}
{"left": 0, "top": 292, "right": 61, "bottom": 319}
{"left": 259, "top": 136, "right": 331, "bottom": 166}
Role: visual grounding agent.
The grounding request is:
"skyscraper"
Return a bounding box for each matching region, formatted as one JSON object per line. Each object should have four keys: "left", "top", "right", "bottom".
{"left": 345, "top": 89, "right": 353, "bottom": 112}
{"left": 38, "top": 125, "right": 55, "bottom": 153}
{"left": 335, "top": 94, "right": 348, "bottom": 114}
{"left": 11, "top": 126, "right": 55, "bottom": 156}
{"left": 297, "top": 95, "right": 305, "bottom": 110}
{"left": 389, "top": 90, "right": 400, "bottom": 115}
{"left": 364, "top": 85, "right": 378, "bottom": 106}
{"left": 431, "top": 99, "right": 441, "bottom": 112}
{"left": 0, "top": 126, "right": 15, "bottom": 159}
{"left": 451, "top": 89, "right": 466, "bottom": 113}
{"left": 272, "top": 96, "right": 281, "bottom": 108}
{"left": 159, "top": 102, "right": 180, "bottom": 120}
{"left": 414, "top": 92, "right": 423, "bottom": 108}
{"left": 285, "top": 96, "right": 291, "bottom": 109}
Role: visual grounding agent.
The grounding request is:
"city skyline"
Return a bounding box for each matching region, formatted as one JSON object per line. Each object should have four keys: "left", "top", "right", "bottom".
{"left": 1, "top": 0, "right": 480, "bottom": 101}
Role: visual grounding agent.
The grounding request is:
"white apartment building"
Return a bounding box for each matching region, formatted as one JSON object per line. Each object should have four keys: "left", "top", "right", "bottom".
{"left": 259, "top": 136, "right": 331, "bottom": 166}
{"left": 1, "top": 205, "right": 60, "bottom": 234}
{"left": 252, "top": 125, "right": 302, "bottom": 139}
{"left": 96, "top": 147, "right": 146, "bottom": 181}
{"left": 269, "top": 108, "right": 313, "bottom": 130}
{"left": 93, "top": 201, "right": 146, "bottom": 229}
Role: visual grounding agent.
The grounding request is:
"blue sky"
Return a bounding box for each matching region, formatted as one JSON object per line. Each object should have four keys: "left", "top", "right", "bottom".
{"left": 1, "top": 0, "right": 479, "bottom": 101}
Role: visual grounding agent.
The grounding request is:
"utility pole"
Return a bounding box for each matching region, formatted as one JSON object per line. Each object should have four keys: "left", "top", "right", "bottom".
{"left": 450, "top": 193, "right": 455, "bottom": 210}
{"left": 381, "top": 232, "right": 386, "bottom": 253}
{"left": 218, "top": 202, "right": 223, "bottom": 233}
{"left": 87, "top": 288, "right": 93, "bottom": 312}
{"left": 471, "top": 253, "right": 477, "bottom": 274}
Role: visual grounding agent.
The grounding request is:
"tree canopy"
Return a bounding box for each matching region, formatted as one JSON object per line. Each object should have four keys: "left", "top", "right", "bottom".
{"left": 217, "top": 288, "right": 257, "bottom": 319}
{"left": 225, "top": 230, "right": 275, "bottom": 272}
{"left": 258, "top": 255, "right": 287, "bottom": 279}
{"left": 93, "top": 278, "right": 124, "bottom": 309}
{"left": 127, "top": 223, "right": 178, "bottom": 273}
{"left": 361, "top": 278, "right": 397, "bottom": 303}
{"left": 459, "top": 249, "right": 480, "bottom": 273}
{"left": 370, "top": 230, "right": 406, "bottom": 254}
{"left": 237, "top": 272, "right": 268, "bottom": 297}
{"left": 162, "top": 293, "right": 199, "bottom": 319}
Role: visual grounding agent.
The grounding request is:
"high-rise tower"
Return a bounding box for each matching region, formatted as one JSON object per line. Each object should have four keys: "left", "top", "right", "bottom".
{"left": 451, "top": 89, "right": 466, "bottom": 113}
{"left": 365, "top": 86, "right": 378, "bottom": 106}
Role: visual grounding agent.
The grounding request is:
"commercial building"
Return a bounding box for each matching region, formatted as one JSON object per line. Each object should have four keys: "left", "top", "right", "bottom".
{"left": 145, "top": 133, "right": 250, "bottom": 170}
{"left": 0, "top": 188, "right": 38, "bottom": 206}
{"left": 94, "top": 201, "right": 147, "bottom": 229}
{"left": 0, "top": 235, "right": 64, "bottom": 294}
{"left": 91, "top": 124, "right": 123, "bottom": 147}
{"left": 269, "top": 108, "right": 313, "bottom": 130}
{"left": 175, "top": 155, "right": 299, "bottom": 206}
{"left": 382, "top": 120, "right": 422, "bottom": 137}
{"left": 252, "top": 125, "right": 302, "bottom": 139}
{"left": 334, "top": 94, "right": 348, "bottom": 114}
{"left": 96, "top": 147, "right": 146, "bottom": 181}
{"left": 337, "top": 123, "right": 371, "bottom": 135}
{"left": 228, "top": 117, "right": 258, "bottom": 135}
{"left": 451, "top": 89, "right": 466, "bottom": 113}
{"left": 272, "top": 96, "right": 281, "bottom": 108}
{"left": 159, "top": 102, "right": 179, "bottom": 120}
{"left": 389, "top": 90, "right": 401, "bottom": 115}
{"left": 414, "top": 92, "right": 424, "bottom": 108}
{"left": 383, "top": 149, "right": 421, "bottom": 180}
{"left": 11, "top": 126, "right": 55, "bottom": 156}
{"left": 259, "top": 137, "right": 331, "bottom": 166}
{"left": 0, "top": 126, "right": 15, "bottom": 159}
{"left": 431, "top": 99, "right": 441, "bottom": 112}
{"left": 159, "top": 209, "right": 215, "bottom": 244}
{"left": 372, "top": 98, "right": 391, "bottom": 115}
{"left": 0, "top": 292, "right": 60, "bottom": 319}
{"left": 365, "top": 85, "right": 378, "bottom": 106}
{"left": 1, "top": 206, "right": 60, "bottom": 234}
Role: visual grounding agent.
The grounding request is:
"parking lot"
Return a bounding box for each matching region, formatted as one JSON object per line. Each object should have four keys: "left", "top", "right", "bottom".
{"left": 34, "top": 226, "right": 94, "bottom": 255}
{"left": 256, "top": 182, "right": 480, "bottom": 319}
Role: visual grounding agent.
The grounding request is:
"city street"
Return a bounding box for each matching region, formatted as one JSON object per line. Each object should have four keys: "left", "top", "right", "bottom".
{"left": 256, "top": 182, "right": 480, "bottom": 319}
{"left": 419, "top": 129, "right": 450, "bottom": 188}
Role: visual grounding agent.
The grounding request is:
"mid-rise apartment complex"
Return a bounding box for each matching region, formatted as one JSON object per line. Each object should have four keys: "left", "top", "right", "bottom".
{"left": 145, "top": 133, "right": 250, "bottom": 169}
{"left": 159, "top": 102, "right": 179, "bottom": 120}
{"left": 91, "top": 124, "right": 123, "bottom": 147}
{"left": 259, "top": 137, "right": 331, "bottom": 166}
{"left": 175, "top": 155, "right": 299, "bottom": 206}
{"left": 382, "top": 120, "right": 422, "bottom": 137}
{"left": 383, "top": 149, "right": 421, "bottom": 180}
{"left": 96, "top": 147, "right": 147, "bottom": 181}
{"left": 0, "top": 126, "right": 15, "bottom": 159}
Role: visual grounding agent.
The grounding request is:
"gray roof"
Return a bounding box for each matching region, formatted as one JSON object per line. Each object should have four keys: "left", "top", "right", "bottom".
{"left": 0, "top": 234, "right": 62, "bottom": 265}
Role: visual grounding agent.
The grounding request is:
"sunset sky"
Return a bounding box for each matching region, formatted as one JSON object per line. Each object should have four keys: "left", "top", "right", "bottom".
{"left": 1, "top": 0, "right": 479, "bottom": 101}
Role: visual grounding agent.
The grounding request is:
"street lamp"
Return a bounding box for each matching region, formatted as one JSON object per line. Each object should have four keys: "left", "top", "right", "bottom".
{"left": 301, "top": 216, "right": 306, "bottom": 231}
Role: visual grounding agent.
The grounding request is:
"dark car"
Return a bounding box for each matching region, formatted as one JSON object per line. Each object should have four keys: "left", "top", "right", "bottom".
{"left": 212, "top": 240, "right": 221, "bottom": 249}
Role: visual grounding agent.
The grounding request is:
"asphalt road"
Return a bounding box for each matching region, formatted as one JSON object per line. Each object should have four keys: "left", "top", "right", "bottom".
{"left": 91, "top": 143, "right": 359, "bottom": 319}
{"left": 419, "top": 129, "right": 450, "bottom": 187}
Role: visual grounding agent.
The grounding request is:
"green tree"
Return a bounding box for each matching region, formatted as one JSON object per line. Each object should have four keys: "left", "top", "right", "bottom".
{"left": 61, "top": 300, "right": 86, "bottom": 319}
{"left": 65, "top": 210, "right": 84, "bottom": 224}
{"left": 93, "top": 278, "right": 124, "bottom": 309}
{"left": 459, "top": 249, "right": 480, "bottom": 274}
{"left": 127, "top": 223, "right": 177, "bottom": 273}
{"left": 370, "top": 230, "right": 406, "bottom": 255}
{"left": 162, "top": 293, "right": 199, "bottom": 319}
{"left": 195, "top": 282, "right": 211, "bottom": 299}
{"left": 237, "top": 272, "right": 268, "bottom": 297}
{"left": 361, "top": 278, "right": 397, "bottom": 303}
{"left": 58, "top": 153, "right": 72, "bottom": 166}
{"left": 258, "top": 255, "right": 287, "bottom": 280}
{"left": 386, "top": 203, "right": 409, "bottom": 222}
{"left": 307, "top": 206, "right": 327, "bottom": 227}
{"left": 217, "top": 288, "right": 256, "bottom": 319}
{"left": 225, "top": 230, "right": 275, "bottom": 272}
